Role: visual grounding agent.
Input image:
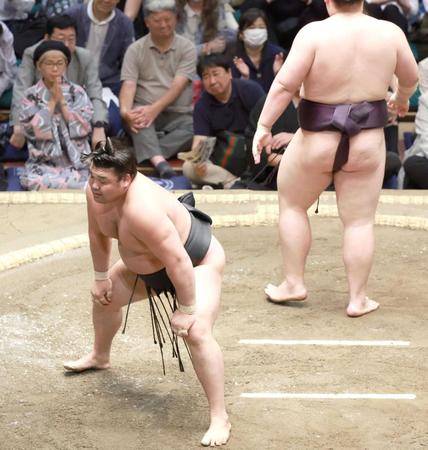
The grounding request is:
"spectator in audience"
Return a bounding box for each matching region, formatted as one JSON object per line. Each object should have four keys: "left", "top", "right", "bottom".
{"left": 0, "top": 1, "right": 44, "bottom": 58}
{"left": 176, "top": 0, "right": 237, "bottom": 56}
{"left": 10, "top": 14, "right": 107, "bottom": 151}
{"left": 39, "top": 0, "right": 83, "bottom": 17}
{"left": 417, "top": 54, "right": 428, "bottom": 94}
{"left": 182, "top": 53, "right": 264, "bottom": 188}
{"left": 0, "top": 21, "right": 17, "bottom": 104}
{"left": 364, "top": 0, "right": 418, "bottom": 33}
{"left": 298, "top": 0, "right": 329, "bottom": 28}
{"left": 19, "top": 41, "right": 93, "bottom": 190}
{"left": 0, "top": 0, "right": 34, "bottom": 25}
{"left": 122, "top": 0, "right": 143, "bottom": 20}
{"left": 66, "top": 0, "right": 134, "bottom": 93}
{"left": 120, "top": 0, "right": 196, "bottom": 178}
{"left": 121, "top": 0, "right": 147, "bottom": 37}
{"left": 240, "top": 93, "right": 299, "bottom": 189}
{"left": 239, "top": 0, "right": 313, "bottom": 49}
{"left": 403, "top": 91, "right": 428, "bottom": 188}
{"left": 232, "top": 8, "right": 284, "bottom": 92}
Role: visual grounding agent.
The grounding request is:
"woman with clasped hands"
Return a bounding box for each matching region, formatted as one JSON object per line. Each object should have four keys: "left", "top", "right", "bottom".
{"left": 19, "top": 40, "right": 93, "bottom": 190}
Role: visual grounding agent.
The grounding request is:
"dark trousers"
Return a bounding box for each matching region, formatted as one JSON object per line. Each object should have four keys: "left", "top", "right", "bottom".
{"left": 403, "top": 155, "right": 428, "bottom": 189}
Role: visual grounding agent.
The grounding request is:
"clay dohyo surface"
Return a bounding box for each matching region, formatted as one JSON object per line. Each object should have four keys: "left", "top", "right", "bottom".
{"left": 1, "top": 220, "right": 427, "bottom": 449}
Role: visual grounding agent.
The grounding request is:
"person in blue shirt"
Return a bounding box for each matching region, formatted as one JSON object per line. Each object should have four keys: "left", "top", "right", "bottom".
{"left": 231, "top": 8, "right": 284, "bottom": 92}
{"left": 182, "top": 53, "right": 264, "bottom": 188}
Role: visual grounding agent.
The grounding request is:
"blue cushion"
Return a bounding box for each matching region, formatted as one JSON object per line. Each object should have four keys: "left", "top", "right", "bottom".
{"left": 148, "top": 175, "right": 192, "bottom": 191}
{"left": 0, "top": 143, "right": 28, "bottom": 162}
{"left": 383, "top": 175, "right": 398, "bottom": 189}
{"left": 403, "top": 132, "right": 416, "bottom": 150}
{"left": 7, "top": 167, "right": 25, "bottom": 191}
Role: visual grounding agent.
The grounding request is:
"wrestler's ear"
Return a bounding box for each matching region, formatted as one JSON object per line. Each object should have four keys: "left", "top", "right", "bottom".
{"left": 120, "top": 173, "right": 132, "bottom": 190}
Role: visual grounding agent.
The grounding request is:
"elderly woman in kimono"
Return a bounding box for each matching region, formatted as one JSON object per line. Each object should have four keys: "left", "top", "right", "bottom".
{"left": 19, "top": 40, "right": 93, "bottom": 190}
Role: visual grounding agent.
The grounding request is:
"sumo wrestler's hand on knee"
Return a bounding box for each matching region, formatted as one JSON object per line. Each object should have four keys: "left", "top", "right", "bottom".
{"left": 253, "top": 126, "right": 272, "bottom": 165}
{"left": 91, "top": 279, "right": 113, "bottom": 306}
{"left": 171, "top": 310, "right": 196, "bottom": 338}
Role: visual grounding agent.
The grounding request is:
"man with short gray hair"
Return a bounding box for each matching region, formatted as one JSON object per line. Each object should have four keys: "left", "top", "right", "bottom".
{"left": 143, "top": 0, "right": 176, "bottom": 16}
{"left": 120, "top": 0, "right": 195, "bottom": 178}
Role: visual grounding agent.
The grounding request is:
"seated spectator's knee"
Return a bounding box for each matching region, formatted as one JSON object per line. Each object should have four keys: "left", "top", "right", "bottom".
{"left": 182, "top": 161, "right": 198, "bottom": 181}
{"left": 403, "top": 155, "right": 421, "bottom": 174}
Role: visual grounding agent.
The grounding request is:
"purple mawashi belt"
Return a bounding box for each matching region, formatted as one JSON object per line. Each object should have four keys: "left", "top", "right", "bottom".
{"left": 298, "top": 98, "right": 388, "bottom": 172}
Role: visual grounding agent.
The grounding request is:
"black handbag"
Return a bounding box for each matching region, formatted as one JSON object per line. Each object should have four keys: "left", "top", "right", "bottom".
{"left": 210, "top": 130, "right": 249, "bottom": 177}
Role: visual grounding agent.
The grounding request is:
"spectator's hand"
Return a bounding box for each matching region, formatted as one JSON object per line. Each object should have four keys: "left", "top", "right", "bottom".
{"left": 273, "top": 52, "right": 284, "bottom": 75}
{"left": 122, "top": 109, "right": 143, "bottom": 133}
{"left": 91, "top": 279, "right": 113, "bottom": 306}
{"left": 170, "top": 309, "right": 196, "bottom": 338}
{"left": 267, "top": 153, "right": 282, "bottom": 167}
{"left": 10, "top": 125, "right": 26, "bottom": 149}
{"left": 387, "top": 92, "right": 409, "bottom": 118}
{"left": 194, "top": 161, "right": 208, "bottom": 177}
{"left": 92, "top": 126, "right": 106, "bottom": 149}
{"left": 205, "top": 37, "right": 226, "bottom": 55}
{"left": 138, "top": 104, "right": 161, "bottom": 128}
{"left": 50, "top": 76, "right": 63, "bottom": 104}
{"left": 233, "top": 57, "right": 250, "bottom": 79}
{"left": 271, "top": 132, "right": 293, "bottom": 150}
{"left": 252, "top": 127, "right": 272, "bottom": 164}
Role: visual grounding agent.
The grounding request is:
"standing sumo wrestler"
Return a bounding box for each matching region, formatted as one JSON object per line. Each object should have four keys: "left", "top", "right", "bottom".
{"left": 253, "top": 0, "right": 418, "bottom": 316}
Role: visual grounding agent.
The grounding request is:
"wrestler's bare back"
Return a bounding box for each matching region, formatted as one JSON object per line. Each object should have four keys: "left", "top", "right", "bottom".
{"left": 297, "top": 14, "right": 411, "bottom": 104}
{"left": 269, "top": 12, "right": 417, "bottom": 170}
{"left": 88, "top": 173, "right": 192, "bottom": 275}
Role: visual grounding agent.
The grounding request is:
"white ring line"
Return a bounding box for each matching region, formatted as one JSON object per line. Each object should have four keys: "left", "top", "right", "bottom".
{"left": 0, "top": 234, "right": 89, "bottom": 272}
{"left": 240, "top": 393, "right": 416, "bottom": 400}
{"left": 239, "top": 339, "right": 410, "bottom": 347}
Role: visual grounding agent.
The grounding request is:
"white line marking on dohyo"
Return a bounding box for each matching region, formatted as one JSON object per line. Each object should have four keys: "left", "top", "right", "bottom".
{"left": 239, "top": 339, "right": 410, "bottom": 347}
{"left": 241, "top": 393, "right": 416, "bottom": 400}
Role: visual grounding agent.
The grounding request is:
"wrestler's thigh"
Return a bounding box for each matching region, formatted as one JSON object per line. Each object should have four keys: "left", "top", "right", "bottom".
{"left": 334, "top": 130, "right": 385, "bottom": 223}
{"left": 109, "top": 259, "right": 148, "bottom": 309}
{"left": 277, "top": 131, "right": 332, "bottom": 209}
{"left": 193, "top": 236, "right": 225, "bottom": 327}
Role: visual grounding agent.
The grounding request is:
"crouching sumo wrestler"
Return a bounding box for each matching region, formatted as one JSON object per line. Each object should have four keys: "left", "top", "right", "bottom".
{"left": 63, "top": 139, "right": 231, "bottom": 447}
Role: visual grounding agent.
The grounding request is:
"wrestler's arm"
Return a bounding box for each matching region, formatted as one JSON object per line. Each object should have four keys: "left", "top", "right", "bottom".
{"left": 86, "top": 187, "right": 113, "bottom": 306}
{"left": 389, "top": 25, "right": 419, "bottom": 116}
{"left": 253, "top": 24, "right": 315, "bottom": 161}
{"left": 129, "top": 206, "right": 195, "bottom": 308}
{"left": 258, "top": 25, "right": 316, "bottom": 130}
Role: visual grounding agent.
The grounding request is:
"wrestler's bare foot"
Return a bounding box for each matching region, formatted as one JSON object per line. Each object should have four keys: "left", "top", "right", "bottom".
{"left": 265, "top": 281, "right": 307, "bottom": 303}
{"left": 200, "top": 417, "right": 231, "bottom": 447}
{"left": 346, "top": 297, "right": 379, "bottom": 318}
{"left": 63, "top": 352, "right": 110, "bottom": 373}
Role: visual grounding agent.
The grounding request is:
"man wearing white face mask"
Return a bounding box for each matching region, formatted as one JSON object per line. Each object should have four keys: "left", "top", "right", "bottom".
{"left": 232, "top": 8, "right": 284, "bottom": 92}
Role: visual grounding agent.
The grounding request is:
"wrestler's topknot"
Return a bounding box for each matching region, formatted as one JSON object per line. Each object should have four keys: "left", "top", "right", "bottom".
{"left": 82, "top": 137, "right": 137, "bottom": 180}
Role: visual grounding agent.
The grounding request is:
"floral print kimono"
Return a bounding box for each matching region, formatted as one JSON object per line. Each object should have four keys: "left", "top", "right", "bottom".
{"left": 19, "top": 78, "right": 93, "bottom": 190}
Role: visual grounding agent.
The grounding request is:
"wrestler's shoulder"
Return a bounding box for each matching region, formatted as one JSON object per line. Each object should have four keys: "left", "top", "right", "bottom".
{"left": 297, "top": 20, "right": 324, "bottom": 36}
{"left": 124, "top": 180, "right": 169, "bottom": 218}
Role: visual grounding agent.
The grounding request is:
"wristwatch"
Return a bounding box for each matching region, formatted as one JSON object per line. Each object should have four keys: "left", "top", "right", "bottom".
{"left": 93, "top": 121, "right": 108, "bottom": 129}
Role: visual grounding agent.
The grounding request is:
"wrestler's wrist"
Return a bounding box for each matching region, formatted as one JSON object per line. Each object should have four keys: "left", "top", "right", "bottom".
{"left": 396, "top": 86, "right": 415, "bottom": 101}
{"left": 94, "top": 270, "right": 110, "bottom": 281}
{"left": 177, "top": 302, "right": 196, "bottom": 315}
{"left": 256, "top": 123, "right": 271, "bottom": 134}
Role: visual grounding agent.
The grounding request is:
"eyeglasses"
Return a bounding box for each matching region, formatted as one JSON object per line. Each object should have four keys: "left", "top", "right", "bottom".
{"left": 42, "top": 60, "right": 66, "bottom": 68}
{"left": 51, "top": 36, "right": 76, "bottom": 45}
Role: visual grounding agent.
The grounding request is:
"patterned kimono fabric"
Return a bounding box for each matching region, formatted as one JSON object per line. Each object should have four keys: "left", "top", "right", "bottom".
{"left": 19, "top": 78, "right": 93, "bottom": 190}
